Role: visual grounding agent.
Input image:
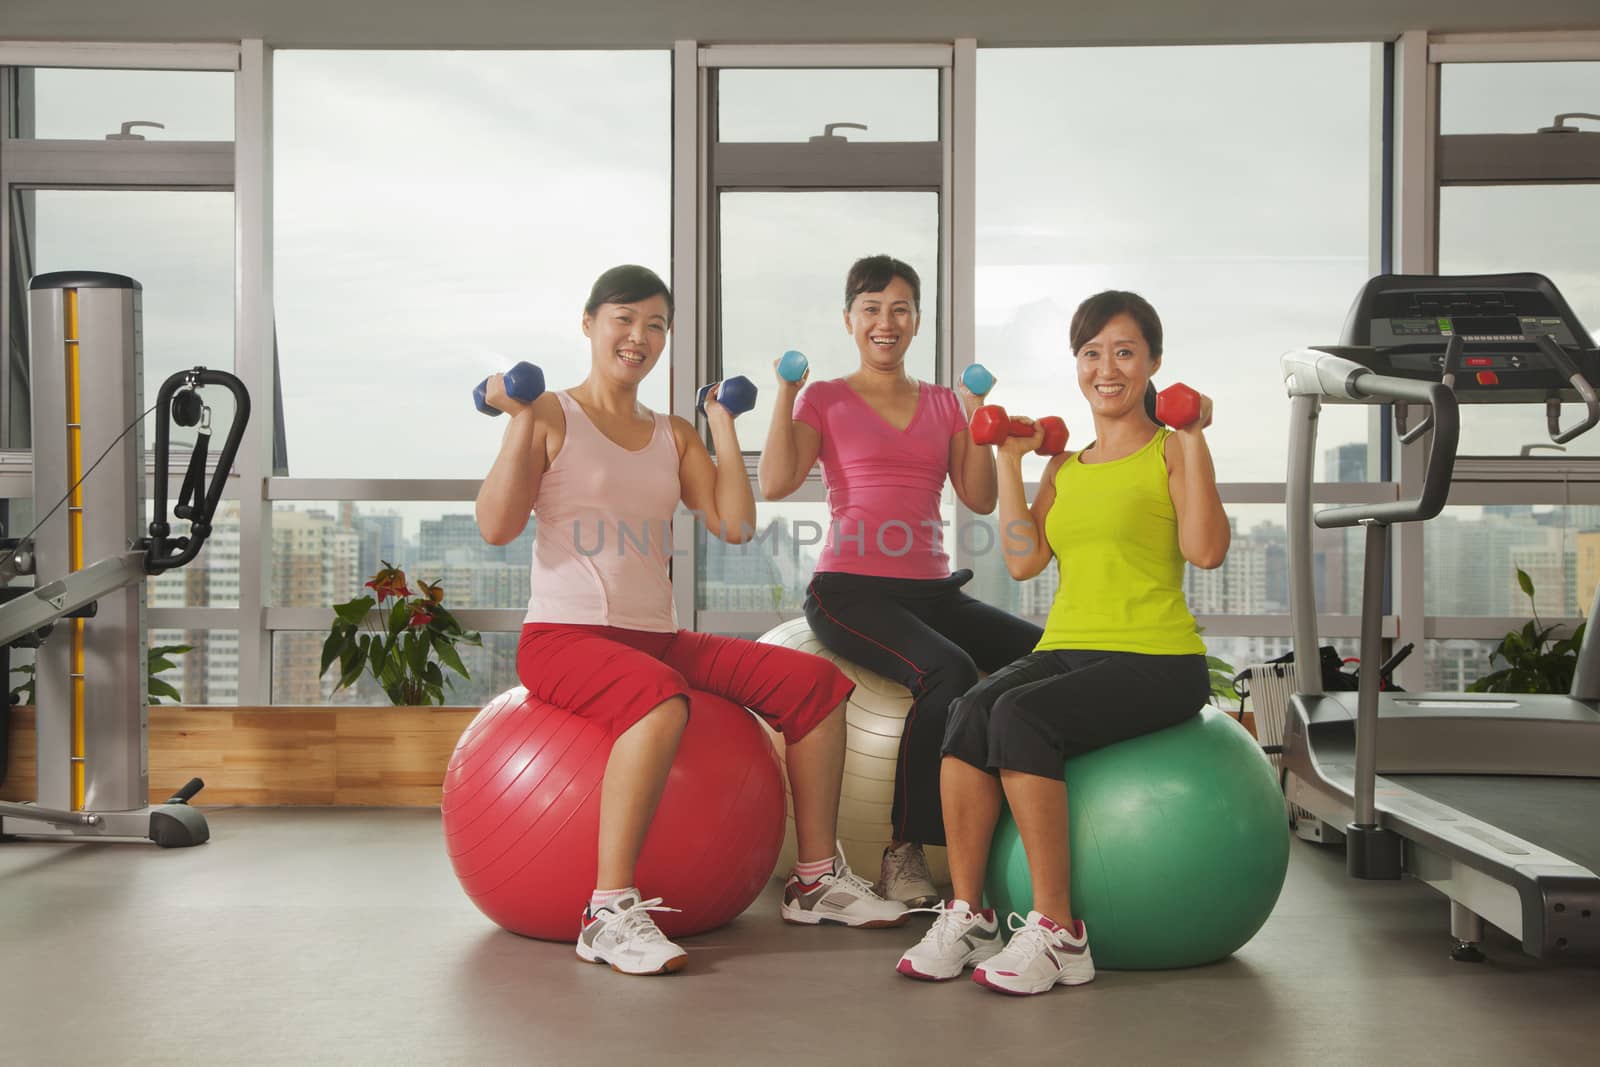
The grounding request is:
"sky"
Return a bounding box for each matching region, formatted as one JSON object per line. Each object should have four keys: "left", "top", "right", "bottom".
{"left": 24, "top": 47, "right": 1600, "bottom": 507}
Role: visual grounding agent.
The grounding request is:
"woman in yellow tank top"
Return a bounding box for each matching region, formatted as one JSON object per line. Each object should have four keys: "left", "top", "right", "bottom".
{"left": 894, "top": 291, "right": 1230, "bottom": 995}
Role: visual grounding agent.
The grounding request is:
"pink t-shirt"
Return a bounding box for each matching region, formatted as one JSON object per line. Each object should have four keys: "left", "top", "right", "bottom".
{"left": 793, "top": 378, "right": 967, "bottom": 580}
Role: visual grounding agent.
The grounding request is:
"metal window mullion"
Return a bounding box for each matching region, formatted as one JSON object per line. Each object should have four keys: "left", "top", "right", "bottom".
{"left": 699, "top": 45, "right": 953, "bottom": 69}
{"left": 1437, "top": 133, "right": 1600, "bottom": 185}
{"left": 713, "top": 142, "right": 941, "bottom": 188}
{"left": 1390, "top": 29, "right": 1437, "bottom": 692}
{"left": 266, "top": 477, "right": 482, "bottom": 501}
{"left": 0, "top": 139, "right": 232, "bottom": 187}
{"left": 1428, "top": 36, "right": 1600, "bottom": 64}
{"left": 1425, "top": 615, "right": 1587, "bottom": 640}
{"left": 0, "top": 42, "right": 240, "bottom": 71}
{"left": 265, "top": 606, "right": 527, "bottom": 632}
{"left": 233, "top": 39, "right": 272, "bottom": 705}
{"left": 672, "top": 40, "right": 703, "bottom": 633}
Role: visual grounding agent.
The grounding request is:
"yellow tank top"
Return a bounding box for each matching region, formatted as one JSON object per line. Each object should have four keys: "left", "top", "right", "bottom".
{"left": 1037, "top": 427, "right": 1204, "bottom": 655}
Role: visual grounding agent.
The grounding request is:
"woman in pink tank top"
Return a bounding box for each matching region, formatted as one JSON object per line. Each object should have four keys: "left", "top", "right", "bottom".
{"left": 475, "top": 266, "right": 906, "bottom": 976}
{"left": 758, "top": 255, "right": 1046, "bottom": 907}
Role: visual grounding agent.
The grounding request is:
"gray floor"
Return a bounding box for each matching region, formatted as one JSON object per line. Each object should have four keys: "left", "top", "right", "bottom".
{"left": 2, "top": 809, "right": 1597, "bottom": 1066}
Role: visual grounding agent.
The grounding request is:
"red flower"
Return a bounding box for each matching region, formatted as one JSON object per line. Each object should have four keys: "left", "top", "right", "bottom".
{"left": 408, "top": 609, "right": 434, "bottom": 628}
{"left": 365, "top": 562, "right": 411, "bottom": 601}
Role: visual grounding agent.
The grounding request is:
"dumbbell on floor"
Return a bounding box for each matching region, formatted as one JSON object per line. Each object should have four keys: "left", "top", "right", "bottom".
{"left": 697, "top": 375, "right": 759, "bottom": 417}
{"left": 969, "top": 405, "right": 1069, "bottom": 456}
{"left": 473, "top": 361, "right": 545, "bottom": 416}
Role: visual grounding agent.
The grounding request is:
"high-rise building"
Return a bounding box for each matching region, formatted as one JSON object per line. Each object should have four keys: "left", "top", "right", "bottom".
{"left": 1323, "top": 441, "right": 1368, "bottom": 483}
{"left": 272, "top": 507, "right": 362, "bottom": 703}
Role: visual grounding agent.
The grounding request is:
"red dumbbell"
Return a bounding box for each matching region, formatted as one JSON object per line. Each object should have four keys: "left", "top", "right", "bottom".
{"left": 1155, "top": 383, "right": 1204, "bottom": 429}
{"left": 970, "top": 405, "right": 1069, "bottom": 456}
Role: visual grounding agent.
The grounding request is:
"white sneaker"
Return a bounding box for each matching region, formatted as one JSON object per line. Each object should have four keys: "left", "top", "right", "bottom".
{"left": 972, "top": 911, "right": 1095, "bottom": 995}
{"left": 878, "top": 842, "right": 940, "bottom": 907}
{"left": 574, "top": 893, "right": 688, "bottom": 976}
{"left": 896, "top": 899, "right": 1003, "bottom": 981}
{"left": 781, "top": 843, "right": 909, "bottom": 928}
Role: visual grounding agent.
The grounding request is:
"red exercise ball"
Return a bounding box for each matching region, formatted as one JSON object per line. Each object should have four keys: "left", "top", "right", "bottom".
{"left": 442, "top": 687, "right": 786, "bottom": 942}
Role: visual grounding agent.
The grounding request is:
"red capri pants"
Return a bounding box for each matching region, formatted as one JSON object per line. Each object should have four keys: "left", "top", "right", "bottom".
{"left": 517, "top": 623, "right": 854, "bottom": 744}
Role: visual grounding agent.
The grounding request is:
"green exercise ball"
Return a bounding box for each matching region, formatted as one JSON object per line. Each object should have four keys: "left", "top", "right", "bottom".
{"left": 986, "top": 706, "right": 1289, "bottom": 970}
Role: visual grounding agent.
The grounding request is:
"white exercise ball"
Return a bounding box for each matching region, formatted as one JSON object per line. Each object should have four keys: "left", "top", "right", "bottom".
{"left": 756, "top": 617, "right": 949, "bottom": 886}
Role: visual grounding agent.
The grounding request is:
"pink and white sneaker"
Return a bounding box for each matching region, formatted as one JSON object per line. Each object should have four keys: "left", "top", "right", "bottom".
{"left": 972, "top": 910, "right": 1095, "bottom": 995}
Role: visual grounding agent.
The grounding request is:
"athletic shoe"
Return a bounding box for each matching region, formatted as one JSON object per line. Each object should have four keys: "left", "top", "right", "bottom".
{"left": 781, "top": 843, "right": 909, "bottom": 928}
{"left": 574, "top": 893, "right": 688, "bottom": 976}
{"left": 972, "top": 910, "right": 1095, "bottom": 995}
{"left": 878, "top": 842, "right": 941, "bottom": 907}
{"left": 895, "top": 899, "right": 1003, "bottom": 980}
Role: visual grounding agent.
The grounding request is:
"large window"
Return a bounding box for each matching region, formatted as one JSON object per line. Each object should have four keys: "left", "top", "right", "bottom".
{"left": 975, "top": 45, "right": 1378, "bottom": 485}
{"left": 272, "top": 51, "right": 672, "bottom": 479}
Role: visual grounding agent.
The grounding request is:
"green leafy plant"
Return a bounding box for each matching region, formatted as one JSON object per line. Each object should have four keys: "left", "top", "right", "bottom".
{"left": 321, "top": 561, "right": 482, "bottom": 706}
{"left": 10, "top": 642, "right": 193, "bottom": 705}
{"left": 1207, "top": 653, "right": 1238, "bottom": 706}
{"left": 1468, "top": 567, "right": 1584, "bottom": 694}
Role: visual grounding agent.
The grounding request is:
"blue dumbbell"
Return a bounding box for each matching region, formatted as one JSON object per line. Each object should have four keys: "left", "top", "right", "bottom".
{"left": 697, "top": 375, "right": 758, "bottom": 417}
{"left": 778, "top": 350, "right": 810, "bottom": 383}
{"left": 473, "top": 361, "right": 545, "bottom": 416}
{"left": 962, "top": 363, "right": 995, "bottom": 398}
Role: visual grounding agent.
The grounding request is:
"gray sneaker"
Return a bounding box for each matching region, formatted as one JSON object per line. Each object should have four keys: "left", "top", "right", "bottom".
{"left": 878, "top": 842, "right": 940, "bottom": 907}
{"left": 781, "top": 843, "right": 909, "bottom": 928}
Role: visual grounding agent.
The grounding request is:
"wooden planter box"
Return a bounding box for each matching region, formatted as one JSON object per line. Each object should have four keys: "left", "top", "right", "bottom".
{"left": 0, "top": 704, "right": 480, "bottom": 807}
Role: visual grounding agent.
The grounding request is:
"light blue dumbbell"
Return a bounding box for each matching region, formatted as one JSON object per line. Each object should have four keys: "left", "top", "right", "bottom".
{"left": 962, "top": 364, "right": 995, "bottom": 398}
{"left": 777, "top": 349, "right": 809, "bottom": 383}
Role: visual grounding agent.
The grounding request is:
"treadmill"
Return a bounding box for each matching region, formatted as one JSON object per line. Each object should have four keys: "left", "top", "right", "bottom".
{"left": 1280, "top": 273, "right": 1600, "bottom": 963}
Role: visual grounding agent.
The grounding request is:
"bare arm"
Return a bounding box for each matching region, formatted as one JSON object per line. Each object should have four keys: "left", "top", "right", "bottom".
{"left": 1165, "top": 394, "right": 1230, "bottom": 569}
{"left": 997, "top": 427, "right": 1066, "bottom": 581}
{"left": 475, "top": 386, "right": 558, "bottom": 546}
{"left": 676, "top": 395, "right": 757, "bottom": 544}
{"left": 757, "top": 371, "right": 822, "bottom": 500}
{"left": 948, "top": 381, "right": 998, "bottom": 514}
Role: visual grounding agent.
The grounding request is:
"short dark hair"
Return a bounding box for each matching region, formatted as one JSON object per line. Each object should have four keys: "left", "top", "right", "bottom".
{"left": 844, "top": 255, "right": 921, "bottom": 313}
{"left": 1069, "top": 290, "right": 1163, "bottom": 359}
{"left": 585, "top": 264, "right": 673, "bottom": 323}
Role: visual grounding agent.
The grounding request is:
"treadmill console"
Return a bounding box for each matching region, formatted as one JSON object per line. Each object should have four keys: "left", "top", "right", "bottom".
{"left": 1328, "top": 273, "right": 1600, "bottom": 401}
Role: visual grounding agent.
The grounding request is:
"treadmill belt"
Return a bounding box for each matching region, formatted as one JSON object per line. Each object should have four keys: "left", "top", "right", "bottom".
{"left": 1390, "top": 775, "right": 1600, "bottom": 872}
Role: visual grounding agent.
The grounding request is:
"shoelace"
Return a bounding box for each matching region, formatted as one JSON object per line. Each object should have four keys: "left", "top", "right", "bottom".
{"left": 918, "top": 906, "right": 981, "bottom": 950}
{"left": 1001, "top": 911, "right": 1057, "bottom": 962}
{"left": 611, "top": 897, "right": 681, "bottom": 943}
{"left": 830, "top": 865, "right": 889, "bottom": 900}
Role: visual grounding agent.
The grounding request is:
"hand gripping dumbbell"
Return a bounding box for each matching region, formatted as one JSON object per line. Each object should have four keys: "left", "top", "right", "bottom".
{"left": 1153, "top": 383, "right": 1204, "bottom": 429}
{"left": 697, "top": 375, "right": 759, "bottom": 417}
{"left": 969, "top": 405, "right": 1069, "bottom": 455}
{"left": 960, "top": 363, "right": 995, "bottom": 398}
{"left": 473, "top": 361, "right": 546, "bottom": 416}
{"left": 777, "top": 350, "right": 809, "bottom": 383}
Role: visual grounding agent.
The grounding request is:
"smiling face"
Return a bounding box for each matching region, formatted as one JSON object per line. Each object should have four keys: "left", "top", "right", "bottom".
{"left": 1075, "top": 311, "right": 1160, "bottom": 422}
{"left": 583, "top": 295, "right": 671, "bottom": 385}
{"left": 844, "top": 275, "right": 921, "bottom": 372}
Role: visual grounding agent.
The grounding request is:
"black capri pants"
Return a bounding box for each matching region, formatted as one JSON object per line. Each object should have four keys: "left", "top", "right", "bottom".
{"left": 804, "top": 569, "right": 1044, "bottom": 846}
{"left": 942, "top": 649, "right": 1210, "bottom": 778}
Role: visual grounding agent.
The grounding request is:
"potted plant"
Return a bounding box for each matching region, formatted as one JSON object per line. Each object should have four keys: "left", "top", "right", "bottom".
{"left": 321, "top": 561, "right": 482, "bottom": 706}
{"left": 1468, "top": 568, "right": 1584, "bottom": 694}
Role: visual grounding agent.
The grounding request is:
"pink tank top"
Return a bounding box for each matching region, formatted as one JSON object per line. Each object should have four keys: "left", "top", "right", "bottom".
{"left": 524, "top": 391, "right": 680, "bottom": 631}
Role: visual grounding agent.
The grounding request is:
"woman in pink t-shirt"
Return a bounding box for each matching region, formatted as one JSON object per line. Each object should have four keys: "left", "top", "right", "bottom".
{"left": 758, "top": 254, "right": 1045, "bottom": 906}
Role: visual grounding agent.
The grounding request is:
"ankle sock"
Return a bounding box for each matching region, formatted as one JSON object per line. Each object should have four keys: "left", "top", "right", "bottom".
{"left": 589, "top": 886, "right": 638, "bottom": 914}
{"left": 793, "top": 856, "right": 833, "bottom": 883}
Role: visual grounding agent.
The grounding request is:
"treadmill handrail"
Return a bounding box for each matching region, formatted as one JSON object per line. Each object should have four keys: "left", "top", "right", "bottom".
{"left": 1281, "top": 351, "right": 1459, "bottom": 528}
{"left": 1534, "top": 334, "right": 1600, "bottom": 444}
